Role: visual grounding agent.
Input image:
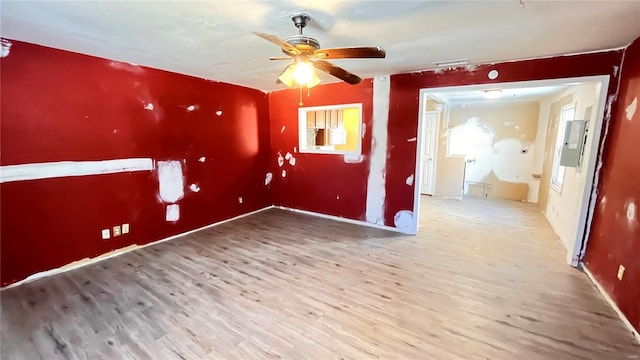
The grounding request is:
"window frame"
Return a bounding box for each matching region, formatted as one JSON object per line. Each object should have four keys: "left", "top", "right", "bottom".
{"left": 298, "top": 103, "right": 363, "bottom": 155}
{"left": 551, "top": 102, "right": 576, "bottom": 193}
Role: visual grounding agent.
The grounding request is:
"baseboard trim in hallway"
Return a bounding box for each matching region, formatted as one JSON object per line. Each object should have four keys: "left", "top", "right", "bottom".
{"left": 583, "top": 264, "right": 640, "bottom": 343}
{"left": 1, "top": 205, "right": 274, "bottom": 291}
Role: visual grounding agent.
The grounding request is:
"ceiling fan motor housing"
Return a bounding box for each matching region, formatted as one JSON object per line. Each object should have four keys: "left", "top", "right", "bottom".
{"left": 284, "top": 13, "right": 320, "bottom": 55}
{"left": 283, "top": 35, "right": 320, "bottom": 55}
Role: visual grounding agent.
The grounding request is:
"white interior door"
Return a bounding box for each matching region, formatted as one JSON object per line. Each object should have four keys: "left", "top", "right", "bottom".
{"left": 421, "top": 111, "right": 440, "bottom": 195}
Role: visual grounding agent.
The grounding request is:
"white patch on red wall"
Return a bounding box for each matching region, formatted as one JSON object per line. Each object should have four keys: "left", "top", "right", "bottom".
{"left": 281, "top": 169, "right": 287, "bottom": 177}
{"left": 625, "top": 97, "right": 637, "bottom": 121}
{"left": 166, "top": 204, "right": 180, "bottom": 222}
{"left": 281, "top": 126, "right": 286, "bottom": 133}
{"left": 0, "top": 158, "right": 154, "bottom": 183}
{"left": 264, "top": 172, "right": 273, "bottom": 185}
{"left": 344, "top": 154, "right": 365, "bottom": 163}
{"left": 284, "top": 152, "right": 296, "bottom": 166}
{"left": 198, "top": 156, "right": 206, "bottom": 163}
{"left": 144, "top": 103, "right": 154, "bottom": 111}
{"left": 599, "top": 195, "right": 607, "bottom": 213}
{"left": 189, "top": 183, "right": 200, "bottom": 192}
{"left": 157, "top": 161, "right": 184, "bottom": 203}
{"left": 216, "top": 110, "right": 223, "bottom": 116}
{"left": 625, "top": 200, "right": 637, "bottom": 228}
{"left": 407, "top": 137, "right": 417, "bottom": 142}
{"left": 1, "top": 39, "right": 12, "bottom": 58}
{"left": 406, "top": 174, "right": 414, "bottom": 186}
{"left": 394, "top": 210, "right": 414, "bottom": 232}
{"left": 366, "top": 75, "right": 390, "bottom": 226}
{"left": 277, "top": 152, "right": 285, "bottom": 167}
{"left": 186, "top": 105, "right": 196, "bottom": 112}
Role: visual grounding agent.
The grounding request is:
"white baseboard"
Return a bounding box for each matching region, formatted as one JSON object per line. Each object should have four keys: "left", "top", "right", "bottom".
{"left": 275, "top": 206, "right": 407, "bottom": 234}
{"left": 582, "top": 264, "right": 640, "bottom": 343}
{"left": 1, "top": 206, "right": 274, "bottom": 291}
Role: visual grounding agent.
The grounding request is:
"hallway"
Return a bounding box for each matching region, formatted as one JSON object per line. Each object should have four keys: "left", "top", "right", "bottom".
{"left": 1, "top": 197, "right": 638, "bottom": 359}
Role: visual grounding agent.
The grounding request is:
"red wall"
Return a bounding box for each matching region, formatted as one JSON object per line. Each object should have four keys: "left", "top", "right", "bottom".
{"left": 268, "top": 80, "right": 374, "bottom": 220}
{"left": 584, "top": 37, "right": 640, "bottom": 333}
{"left": 269, "top": 51, "right": 624, "bottom": 230}
{"left": 385, "top": 51, "right": 624, "bottom": 226}
{"left": 0, "top": 40, "right": 272, "bottom": 286}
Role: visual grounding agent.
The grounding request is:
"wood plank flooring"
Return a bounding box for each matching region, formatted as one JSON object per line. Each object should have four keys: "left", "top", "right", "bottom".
{"left": 1, "top": 197, "right": 638, "bottom": 359}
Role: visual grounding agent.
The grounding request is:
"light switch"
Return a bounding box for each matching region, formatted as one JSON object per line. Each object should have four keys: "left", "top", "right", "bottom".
{"left": 113, "top": 225, "right": 121, "bottom": 237}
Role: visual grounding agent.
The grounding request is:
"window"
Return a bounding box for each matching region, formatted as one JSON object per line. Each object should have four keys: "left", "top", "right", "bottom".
{"left": 551, "top": 103, "right": 576, "bottom": 192}
{"left": 298, "top": 103, "right": 362, "bottom": 155}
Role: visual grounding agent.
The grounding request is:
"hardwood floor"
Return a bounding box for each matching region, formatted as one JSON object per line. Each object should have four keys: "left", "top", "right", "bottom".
{"left": 1, "top": 197, "right": 638, "bottom": 359}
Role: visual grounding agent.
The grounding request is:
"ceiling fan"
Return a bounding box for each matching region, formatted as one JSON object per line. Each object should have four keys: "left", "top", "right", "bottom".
{"left": 254, "top": 13, "right": 386, "bottom": 88}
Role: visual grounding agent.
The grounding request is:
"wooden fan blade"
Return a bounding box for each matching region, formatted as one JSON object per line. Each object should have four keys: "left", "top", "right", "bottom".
{"left": 253, "top": 32, "right": 300, "bottom": 56}
{"left": 313, "top": 60, "right": 362, "bottom": 85}
{"left": 313, "top": 46, "right": 386, "bottom": 59}
{"left": 269, "top": 56, "right": 293, "bottom": 60}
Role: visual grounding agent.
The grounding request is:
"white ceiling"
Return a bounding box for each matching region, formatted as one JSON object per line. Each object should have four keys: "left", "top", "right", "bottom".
{"left": 433, "top": 85, "right": 568, "bottom": 104}
{"left": 1, "top": 1, "right": 639, "bottom": 91}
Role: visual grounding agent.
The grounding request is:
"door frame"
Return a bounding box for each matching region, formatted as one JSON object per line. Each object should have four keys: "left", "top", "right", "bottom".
{"left": 412, "top": 75, "right": 610, "bottom": 266}
{"left": 420, "top": 110, "right": 441, "bottom": 195}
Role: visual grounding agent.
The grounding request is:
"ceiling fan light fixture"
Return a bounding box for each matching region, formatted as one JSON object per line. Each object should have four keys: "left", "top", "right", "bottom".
{"left": 293, "top": 60, "right": 315, "bottom": 85}
{"left": 278, "top": 58, "right": 321, "bottom": 88}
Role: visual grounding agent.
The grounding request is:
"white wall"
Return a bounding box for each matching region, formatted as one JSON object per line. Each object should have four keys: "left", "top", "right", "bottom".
{"left": 542, "top": 83, "right": 602, "bottom": 251}
{"left": 528, "top": 99, "right": 551, "bottom": 202}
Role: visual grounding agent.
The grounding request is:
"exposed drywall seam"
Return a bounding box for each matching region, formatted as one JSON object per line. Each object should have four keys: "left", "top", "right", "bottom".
{"left": 582, "top": 264, "right": 640, "bottom": 344}
{"left": 365, "top": 75, "right": 390, "bottom": 225}
{"left": 0, "top": 158, "right": 154, "bottom": 183}
{"left": 578, "top": 54, "right": 625, "bottom": 263}
{"left": 0, "top": 206, "right": 275, "bottom": 291}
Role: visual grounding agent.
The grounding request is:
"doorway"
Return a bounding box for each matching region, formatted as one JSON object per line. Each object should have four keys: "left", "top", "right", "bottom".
{"left": 420, "top": 110, "right": 440, "bottom": 195}
{"left": 412, "top": 76, "right": 610, "bottom": 266}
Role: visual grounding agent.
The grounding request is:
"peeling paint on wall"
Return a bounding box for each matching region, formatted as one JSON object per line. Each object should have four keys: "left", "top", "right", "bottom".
{"left": 215, "top": 110, "right": 223, "bottom": 116}
{"left": 157, "top": 160, "right": 184, "bottom": 203}
{"left": 625, "top": 97, "right": 637, "bottom": 121}
{"left": 189, "top": 183, "right": 200, "bottom": 192}
{"left": 198, "top": 156, "right": 206, "bottom": 163}
{"left": 143, "top": 102, "right": 154, "bottom": 111}
{"left": 186, "top": 105, "right": 196, "bottom": 111}
{"left": 281, "top": 169, "right": 287, "bottom": 178}
{"left": 264, "top": 172, "right": 273, "bottom": 185}
{"left": 407, "top": 137, "right": 417, "bottom": 142}
{"left": 280, "top": 126, "right": 286, "bottom": 133}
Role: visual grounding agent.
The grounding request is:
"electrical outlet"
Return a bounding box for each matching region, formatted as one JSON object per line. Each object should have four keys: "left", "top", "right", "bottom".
{"left": 101, "top": 229, "right": 110, "bottom": 240}
{"left": 617, "top": 265, "right": 625, "bottom": 281}
{"left": 122, "top": 223, "right": 130, "bottom": 234}
{"left": 113, "top": 225, "right": 121, "bottom": 237}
